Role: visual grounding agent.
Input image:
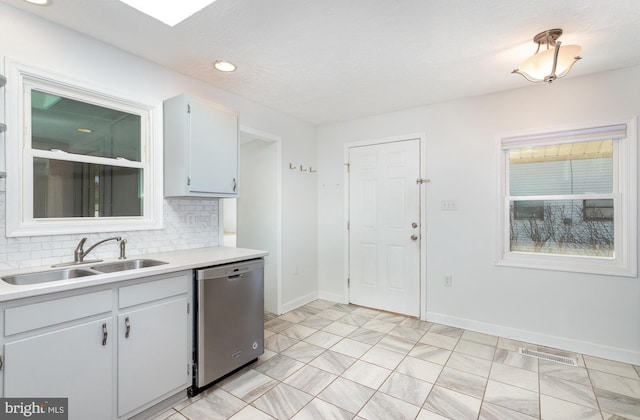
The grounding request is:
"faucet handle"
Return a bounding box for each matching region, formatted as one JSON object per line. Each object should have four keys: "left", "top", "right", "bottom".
{"left": 119, "top": 239, "right": 127, "bottom": 260}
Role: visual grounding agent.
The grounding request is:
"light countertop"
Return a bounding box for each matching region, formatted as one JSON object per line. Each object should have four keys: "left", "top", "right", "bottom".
{"left": 0, "top": 247, "right": 268, "bottom": 302}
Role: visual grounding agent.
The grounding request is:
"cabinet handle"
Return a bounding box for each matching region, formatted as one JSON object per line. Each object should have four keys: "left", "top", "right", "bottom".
{"left": 232, "top": 178, "right": 237, "bottom": 192}
{"left": 125, "top": 317, "right": 131, "bottom": 339}
{"left": 102, "top": 323, "right": 108, "bottom": 346}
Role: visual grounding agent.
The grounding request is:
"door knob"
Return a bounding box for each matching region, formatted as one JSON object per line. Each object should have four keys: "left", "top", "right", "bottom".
{"left": 411, "top": 234, "right": 418, "bottom": 241}
{"left": 411, "top": 222, "right": 418, "bottom": 228}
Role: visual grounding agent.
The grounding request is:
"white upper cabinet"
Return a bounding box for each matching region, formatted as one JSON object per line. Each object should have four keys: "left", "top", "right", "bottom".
{"left": 163, "top": 94, "right": 239, "bottom": 198}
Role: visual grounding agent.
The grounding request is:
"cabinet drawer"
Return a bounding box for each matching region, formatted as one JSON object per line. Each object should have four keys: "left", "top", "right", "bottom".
{"left": 119, "top": 273, "right": 189, "bottom": 309}
{"left": 5, "top": 290, "right": 112, "bottom": 336}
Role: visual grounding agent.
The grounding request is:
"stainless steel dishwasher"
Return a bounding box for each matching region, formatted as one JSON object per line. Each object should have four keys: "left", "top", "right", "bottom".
{"left": 192, "top": 258, "right": 264, "bottom": 394}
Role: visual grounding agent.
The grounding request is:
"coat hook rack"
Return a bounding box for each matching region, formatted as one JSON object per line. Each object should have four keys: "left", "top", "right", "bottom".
{"left": 289, "top": 163, "right": 298, "bottom": 170}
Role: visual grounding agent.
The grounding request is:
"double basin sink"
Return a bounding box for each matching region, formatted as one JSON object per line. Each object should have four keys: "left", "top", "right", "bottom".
{"left": 1, "top": 259, "right": 168, "bottom": 286}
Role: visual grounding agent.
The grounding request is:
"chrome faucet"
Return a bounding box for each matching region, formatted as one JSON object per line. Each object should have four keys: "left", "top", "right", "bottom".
{"left": 74, "top": 236, "right": 122, "bottom": 263}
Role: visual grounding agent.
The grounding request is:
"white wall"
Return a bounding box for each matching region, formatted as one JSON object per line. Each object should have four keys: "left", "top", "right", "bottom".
{"left": 317, "top": 65, "right": 640, "bottom": 364}
{"left": 238, "top": 139, "right": 279, "bottom": 313}
{"left": 0, "top": 2, "right": 318, "bottom": 312}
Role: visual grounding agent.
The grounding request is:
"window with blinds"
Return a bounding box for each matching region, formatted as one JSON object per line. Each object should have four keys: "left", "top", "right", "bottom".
{"left": 497, "top": 122, "right": 637, "bottom": 276}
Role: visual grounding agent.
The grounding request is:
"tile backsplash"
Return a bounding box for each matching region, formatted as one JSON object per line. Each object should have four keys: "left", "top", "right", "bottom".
{"left": 0, "top": 192, "right": 219, "bottom": 270}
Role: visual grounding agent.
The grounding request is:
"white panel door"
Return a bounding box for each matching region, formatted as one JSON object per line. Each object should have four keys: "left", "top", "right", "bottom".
{"left": 349, "top": 139, "right": 420, "bottom": 316}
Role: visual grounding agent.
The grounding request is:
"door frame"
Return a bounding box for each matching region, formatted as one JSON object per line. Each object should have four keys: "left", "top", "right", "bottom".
{"left": 344, "top": 133, "right": 427, "bottom": 320}
{"left": 219, "top": 125, "right": 283, "bottom": 315}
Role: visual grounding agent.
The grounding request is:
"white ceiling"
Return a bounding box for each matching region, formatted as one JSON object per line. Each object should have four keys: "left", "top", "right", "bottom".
{"left": 3, "top": 0, "right": 640, "bottom": 125}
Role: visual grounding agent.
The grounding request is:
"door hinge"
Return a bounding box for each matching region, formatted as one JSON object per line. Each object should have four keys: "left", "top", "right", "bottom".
{"left": 187, "top": 104, "right": 191, "bottom": 113}
{"left": 347, "top": 277, "right": 350, "bottom": 287}
{"left": 345, "top": 163, "right": 350, "bottom": 173}
{"left": 187, "top": 302, "right": 190, "bottom": 314}
{"left": 347, "top": 221, "right": 350, "bottom": 230}
{"left": 187, "top": 176, "right": 191, "bottom": 186}
{"left": 0, "top": 355, "right": 3, "bottom": 370}
{"left": 187, "top": 363, "right": 190, "bottom": 376}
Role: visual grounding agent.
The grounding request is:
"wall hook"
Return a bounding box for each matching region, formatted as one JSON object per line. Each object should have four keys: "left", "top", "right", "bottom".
{"left": 300, "top": 166, "right": 308, "bottom": 172}
{"left": 309, "top": 167, "right": 317, "bottom": 173}
{"left": 289, "top": 163, "right": 298, "bottom": 170}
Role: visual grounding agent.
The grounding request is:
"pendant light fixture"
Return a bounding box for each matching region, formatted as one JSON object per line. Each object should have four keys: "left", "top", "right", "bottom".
{"left": 512, "top": 29, "right": 582, "bottom": 83}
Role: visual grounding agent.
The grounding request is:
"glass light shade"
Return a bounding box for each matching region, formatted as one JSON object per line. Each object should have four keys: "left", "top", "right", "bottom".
{"left": 515, "top": 44, "right": 582, "bottom": 82}
{"left": 213, "top": 60, "right": 236, "bottom": 72}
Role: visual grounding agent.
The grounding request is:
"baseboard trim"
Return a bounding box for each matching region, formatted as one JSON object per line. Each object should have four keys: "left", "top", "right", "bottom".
{"left": 427, "top": 312, "right": 640, "bottom": 365}
{"left": 281, "top": 292, "right": 319, "bottom": 314}
{"left": 317, "top": 291, "right": 347, "bottom": 304}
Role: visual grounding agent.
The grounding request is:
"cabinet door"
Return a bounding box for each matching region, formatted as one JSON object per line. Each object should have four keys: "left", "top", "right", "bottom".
{"left": 189, "top": 97, "right": 238, "bottom": 195}
{"left": 4, "top": 318, "right": 113, "bottom": 420}
{"left": 117, "top": 297, "right": 189, "bottom": 417}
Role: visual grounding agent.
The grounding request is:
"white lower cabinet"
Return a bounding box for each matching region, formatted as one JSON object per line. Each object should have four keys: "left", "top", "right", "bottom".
{"left": 117, "top": 297, "right": 189, "bottom": 417}
{"left": 4, "top": 318, "right": 114, "bottom": 420}
{"left": 1, "top": 271, "right": 192, "bottom": 420}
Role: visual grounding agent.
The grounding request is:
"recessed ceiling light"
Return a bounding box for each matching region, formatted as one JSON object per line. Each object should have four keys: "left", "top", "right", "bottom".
{"left": 213, "top": 60, "right": 236, "bottom": 72}
{"left": 77, "top": 128, "right": 93, "bottom": 133}
{"left": 118, "top": 0, "right": 216, "bottom": 27}
{"left": 23, "top": 0, "right": 51, "bottom": 5}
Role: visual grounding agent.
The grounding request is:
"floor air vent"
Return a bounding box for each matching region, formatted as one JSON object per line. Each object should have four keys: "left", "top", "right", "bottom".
{"left": 518, "top": 348, "right": 578, "bottom": 367}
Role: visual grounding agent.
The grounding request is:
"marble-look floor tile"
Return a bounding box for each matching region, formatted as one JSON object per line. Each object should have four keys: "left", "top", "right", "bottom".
{"left": 435, "top": 366, "right": 487, "bottom": 399}
{"left": 278, "top": 310, "right": 312, "bottom": 324}
{"left": 299, "top": 315, "right": 335, "bottom": 330}
{"left": 339, "top": 313, "right": 373, "bottom": 327}
{"left": 388, "top": 325, "right": 426, "bottom": 342}
{"left": 409, "top": 343, "right": 451, "bottom": 365}
{"left": 423, "top": 385, "right": 482, "bottom": 420}
{"left": 595, "top": 388, "right": 640, "bottom": 420}
{"left": 253, "top": 383, "right": 313, "bottom": 420}
{"left": 318, "top": 377, "right": 376, "bottom": 414}
{"left": 281, "top": 324, "right": 317, "bottom": 340}
{"left": 455, "top": 339, "right": 496, "bottom": 361}
{"left": 361, "top": 345, "right": 406, "bottom": 370}
{"left": 493, "top": 348, "right": 538, "bottom": 372}
{"left": 309, "top": 350, "right": 356, "bottom": 375}
{"left": 585, "top": 355, "right": 640, "bottom": 379}
{"left": 489, "top": 362, "right": 538, "bottom": 392}
{"left": 373, "top": 312, "right": 407, "bottom": 324}
{"left": 635, "top": 365, "right": 640, "bottom": 377}
{"left": 540, "top": 373, "right": 598, "bottom": 409}
{"left": 283, "top": 365, "right": 337, "bottom": 396}
{"left": 281, "top": 341, "right": 326, "bottom": 363}
{"left": 229, "top": 405, "right": 275, "bottom": 419}
{"left": 461, "top": 330, "right": 499, "bottom": 347}
{"left": 478, "top": 401, "right": 538, "bottom": 420}
{"left": 540, "top": 394, "right": 603, "bottom": 420}
{"left": 254, "top": 354, "right": 306, "bottom": 381}
{"left": 342, "top": 360, "right": 392, "bottom": 389}
{"left": 291, "top": 398, "right": 352, "bottom": 420}
{"left": 264, "top": 312, "right": 278, "bottom": 322}
{"left": 379, "top": 371, "right": 433, "bottom": 406}
{"left": 445, "top": 352, "right": 492, "bottom": 378}
{"left": 362, "top": 319, "right": 397, "bottom": 334}
{"left": 539, "top": 359, "right": 591, "bottom": 386}
{"left": 483, "top": 380, "right": 539, "bottom": 417}
{"left": 347, "top": 327, "right": 386, "bottom": 345}
{"left": 220, "top": 369, "right": 278, "bottom": 402}
{"left": 400, "top": 318, "right": 432, "bottom": 331}
{"left": 264, "top": 333, "right": 299, "bottom": 353}
{"left": 415, "top": 408, "right": 451, "bottom": 419}
{"left": 317, "top": 308, "right": 348, "bottom": 321}
{"left": 330, "top": 338, "right": 372, "bottom": 358}
{"left": 395, "top": 356, "right": 443, "bottom": 383}
{"left": 331, "top": 303, "right": 359, "bottom": 313}
{"left": 264, "top": 329, "right": 275, "bottom": 339}
{"left": 351, "top": 307, "right": 381, "bottom": 317}
{"left": 180, "top": 388, "right": 246, "bottom": 420}
{"left": 419, "top": 332, "right": 459, "bottom": 350}
{"left": 429, "top": 324, "right": 464, "bottom": 338}
{"left": 149, "top": 408, "right": 180, "bottom": 420}
{"left": 590, "top": 369, "right": 640, "bottom": 399}
{"left": 496, "top": 337, "right": 535, "bottom": 352}
{"left": 305, "top": 299, "right": 337, "bottom": 310}
{"left": 357, "top": 391, "right": 420, "bottom": 420}
{"left": 322, "top": 321, "right": 359, "bottom": 337}
{"left": 303, "top": 330, "right": 343, "bottom": 349}
{"left": 377, "top": 335, "right": 416, "bottom": 354}
{"left": 264, "top": 318, "right": 294, "bottom": 333}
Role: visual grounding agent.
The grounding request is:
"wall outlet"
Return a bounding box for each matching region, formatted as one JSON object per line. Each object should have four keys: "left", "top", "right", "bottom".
{"left": 444, "top": 274, "right": 452, "bottom": 287}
